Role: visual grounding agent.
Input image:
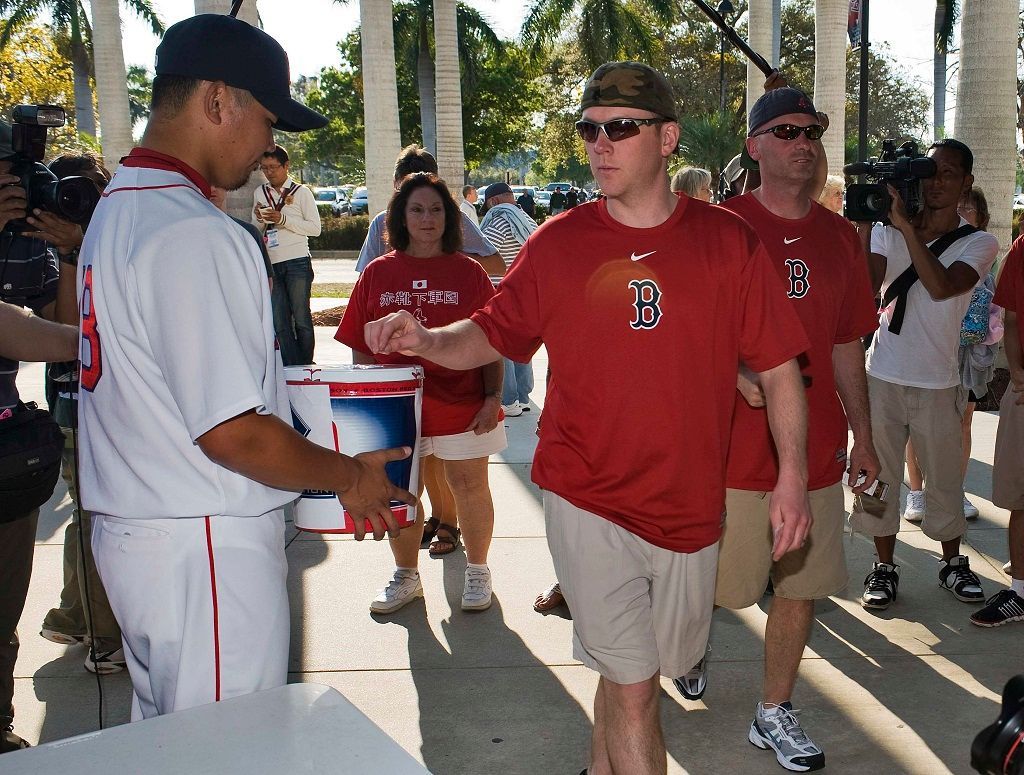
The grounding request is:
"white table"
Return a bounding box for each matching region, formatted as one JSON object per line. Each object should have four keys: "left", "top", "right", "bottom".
{"left": 3, "top": 683, "right": 430, "bottom": 774}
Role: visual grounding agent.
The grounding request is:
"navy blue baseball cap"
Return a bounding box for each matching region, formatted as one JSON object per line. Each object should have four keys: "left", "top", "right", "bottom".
{"left": 741, "top": 87, "right": 819, "bottom": 170}
{"left": 155, "top": 14, "right": 327, "bottom": 132}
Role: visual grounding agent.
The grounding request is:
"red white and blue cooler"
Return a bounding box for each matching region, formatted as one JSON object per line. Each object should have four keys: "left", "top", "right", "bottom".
{"left": 285, "top": 365, "right": 423, "bottom": 533}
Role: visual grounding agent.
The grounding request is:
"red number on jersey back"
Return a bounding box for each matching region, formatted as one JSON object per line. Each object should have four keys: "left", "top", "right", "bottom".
{"left": 80, "top": 266, "right": 103, "bottom": 391}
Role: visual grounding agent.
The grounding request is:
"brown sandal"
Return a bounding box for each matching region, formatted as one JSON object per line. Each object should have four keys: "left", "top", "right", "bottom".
{"left": 428, "top": 523, "right": 461, "bottom": 557}
{"left": 421, "top": 516, "right": 440, "bottom": 546}
{"left": 533, "top": 582, "right": 565, "bottom": 613}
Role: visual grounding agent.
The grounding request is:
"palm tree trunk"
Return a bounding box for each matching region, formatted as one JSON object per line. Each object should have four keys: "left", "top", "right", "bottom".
{"left": 933, "top": 3, "right": 948, "bottom": 140}
{"left": 90, "top": 0, "right": 133, "bottom": 168}
{"left": 813, "top": 0, "right": 847, "bottom": 175}
{"left": 361, "top": 0, "right": 402, "bottom": 216}
{"left": 194, "top": 0, "right": 258, "bottom": 26}
{"left": 417, "top": 19, "right": 437, "bottom": 155}
{"left": 954, "top": 0, "right": 1018, "bottom": 254}
{"left": 432, "top": 0, "right": 464, "bottom": 193}
{"left": 70, "top": 36, "right": 96, "bottom": 138}
{"left": 745, "top": 0, "right": 779, "bottom": 119}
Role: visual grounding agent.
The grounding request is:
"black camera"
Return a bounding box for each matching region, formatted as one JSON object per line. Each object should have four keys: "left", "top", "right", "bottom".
{"left": 843, "top": 140, "right": 937, "bottom": 224}
{"left": 2, "top": 105, "right": 101, "bottom": 235}
{"left": 972, "top": 675, "right": 1024, "bottom": 774}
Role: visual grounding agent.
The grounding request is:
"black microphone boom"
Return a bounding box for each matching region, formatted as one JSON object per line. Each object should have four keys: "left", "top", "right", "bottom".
{"left": 688, "top": 0, "right": 774, "bottom": 77}
{"left": 229, "top": 0, "right": 245, "bottom": 17}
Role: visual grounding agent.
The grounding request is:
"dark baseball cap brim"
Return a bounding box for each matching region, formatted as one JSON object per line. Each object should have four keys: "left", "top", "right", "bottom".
{"left": 250, "top": 87, "right": 327, "bottom": 133}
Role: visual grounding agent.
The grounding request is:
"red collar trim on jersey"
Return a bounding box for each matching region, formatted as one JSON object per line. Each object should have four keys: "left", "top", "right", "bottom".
{"left": 120, "top": 148, "right": 212, "bottom": 199}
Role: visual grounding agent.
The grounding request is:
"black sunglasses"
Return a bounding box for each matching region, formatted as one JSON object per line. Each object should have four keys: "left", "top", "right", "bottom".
{"left": 750, "top": 123, "right": 825, "bottom": 141}
{"left": 575, "top": 117, "right": 666, "bottom": 144}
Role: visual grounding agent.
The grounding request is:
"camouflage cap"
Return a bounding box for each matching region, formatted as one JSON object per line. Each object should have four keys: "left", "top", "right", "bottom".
{"left": 580, "top": 61, "right": 678, "bottom": 121}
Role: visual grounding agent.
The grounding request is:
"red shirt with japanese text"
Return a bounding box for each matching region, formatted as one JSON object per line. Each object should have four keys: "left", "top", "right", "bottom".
{"left": 470, "top": 196, "right": 810, "bottom": 552}
{"left": 721, "top": 194, "right": 878, "bottom": 491}
{"left": 336, "top": 250, "right": 495, "bottom": 436}
{"left": 995, "top": 234, "right": 1024, "bottom": 364}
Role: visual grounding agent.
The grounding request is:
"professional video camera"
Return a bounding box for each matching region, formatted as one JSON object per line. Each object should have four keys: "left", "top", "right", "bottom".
{"left": 972, "top": 675, "right": 1024, "bottom": 775}
{"left": 843, "top": 140, "right": 937, "bottom": 224}
{"left": 2, "top": 105, "right": 101, "bottom": 236}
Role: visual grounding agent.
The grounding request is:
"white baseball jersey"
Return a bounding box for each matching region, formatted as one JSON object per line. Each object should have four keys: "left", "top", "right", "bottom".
{"left": 78, "top": 152, "right": 294, "bottom": 519}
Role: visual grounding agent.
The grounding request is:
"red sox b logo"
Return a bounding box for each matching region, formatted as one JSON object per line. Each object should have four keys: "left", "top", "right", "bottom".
{"left": 784, "top": 258, "right": 811, "bottom": 299}
{"left": 629, "top": 279, "right": 662, "bottom": 329}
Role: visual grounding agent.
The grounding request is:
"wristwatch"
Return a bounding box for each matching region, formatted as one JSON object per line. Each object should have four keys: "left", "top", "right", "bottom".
{"left": 58, "top": 247, "right": 80, "bottom": 267}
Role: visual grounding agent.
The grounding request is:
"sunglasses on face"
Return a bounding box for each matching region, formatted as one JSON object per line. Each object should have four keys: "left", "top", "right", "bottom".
{"left": 575, "top": 117, "right": 666, "bottom": 144}
{"left": 750, "top": 123, "right": 825, "bottom": 141}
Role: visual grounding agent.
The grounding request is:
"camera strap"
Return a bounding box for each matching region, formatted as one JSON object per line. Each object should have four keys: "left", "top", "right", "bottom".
{"left": 881, "top": 223, "right": 979, "bottom": 335}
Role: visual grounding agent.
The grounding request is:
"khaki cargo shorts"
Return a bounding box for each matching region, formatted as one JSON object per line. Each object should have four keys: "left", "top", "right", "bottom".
{"left": 715, "top": 483, "right": 848, "bottom": 608}
{"left": 994, "top": 387, "right": 1024, "bottom": 511}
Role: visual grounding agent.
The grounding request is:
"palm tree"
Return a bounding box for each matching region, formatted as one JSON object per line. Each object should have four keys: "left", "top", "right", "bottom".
{"left": 933, "top": 0, "right": 958, "bottom": 140}
{"left": 432, "top": 0, "right": 463, "bottom": 191}
{"left": 521, "top": 0, "right": 678, "bottom": 73}
{"left": 195, "top": 0, "right": 258, "bottom": 26}
{"left": 90, "top": 0, "right": 133, "bottom": 166}
{"left": 954, "top": 0, "right": 1018, "bottom": 253}
{"left": 360, "top": 0, "right": 403, "bottom": 216}
{"left": 390, "top": 1, "right": 502, "bottom": 156}
{"left": 677, "top": 112, "right": 744, "bottom": 181}
{"left": 745, "top": 0, "right": 780, "bottom": 119}
{"left": 0, "top": 0, "right": 162, "bottom": 138}
{"left": 813, "top": 0, "right": 846, "bottom": 175}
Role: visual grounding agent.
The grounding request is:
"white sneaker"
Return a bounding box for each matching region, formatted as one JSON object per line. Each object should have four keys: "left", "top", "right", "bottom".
{"left": 84, "top": 647, "right": 126, "bottom": 675}
{"left": 963, "top": 495, "right": 979, "bottom": 520}
{"left": 501, "top": 401, "right": 523, "bottom": 417}
{"left": 462, "top": 566, "right": 492, "bottom": 611}
{"left": 370, "top": 569, "right": 423, "bottom": 614}
{"left": 1005, "top": 560, "right": 1013, "bottom": 575}
{"left": 903, "top": 490, "right": 925, "bottom": 523}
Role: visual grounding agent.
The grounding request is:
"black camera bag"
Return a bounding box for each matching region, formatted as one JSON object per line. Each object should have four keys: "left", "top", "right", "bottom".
{"left": 0, "top": 401, "right": 64, "bottom": 520}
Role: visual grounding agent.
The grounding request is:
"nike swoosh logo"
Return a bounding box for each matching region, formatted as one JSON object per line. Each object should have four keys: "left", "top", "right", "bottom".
{"left": 783, "top": 237, "right": 802, "bottom": 245}
{"left": 631, "top": 251, "right": 657, "bottom": 261}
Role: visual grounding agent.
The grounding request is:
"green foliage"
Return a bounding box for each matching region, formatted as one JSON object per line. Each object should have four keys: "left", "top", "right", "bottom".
{"left": 126, "top": 64, "right": 151, "bottom": 128}
{"left": 676, "top": 112, "right": 745, "bottom": 179}
{"left": 310, "top": 215, "right": 370, "bottom": 251}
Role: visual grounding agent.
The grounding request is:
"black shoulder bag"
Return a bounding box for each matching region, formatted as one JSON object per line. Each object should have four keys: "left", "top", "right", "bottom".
{"left": 880, "top": 224, "right": 979, "bottom": 335}
{"left": 0, "top": 401, "right": 64, "bottom": 519}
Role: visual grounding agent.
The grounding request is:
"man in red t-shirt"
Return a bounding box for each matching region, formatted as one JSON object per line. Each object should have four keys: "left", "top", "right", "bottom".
{"left": 971, "top": 234, "right": 1024, "bottom": 627}
{"left": 363, "top": 61, "right": 812, "bottom": 775}
{"left": 689, "top": 88, "right": 879, "bottom": 773}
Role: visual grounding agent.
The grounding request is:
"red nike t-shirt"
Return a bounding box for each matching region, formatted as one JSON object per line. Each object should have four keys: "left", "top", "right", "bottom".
{"left": 336, "top": 250, "right": 495, "bottom": 437}
{"left": 721, "top": 194, "right": 878, "bottom": 491}
{"left": 471, "top": 196, "right": 810, "bottom": 553}
{"left": 994, "top": 234, "right": 1024, "bottom": 365}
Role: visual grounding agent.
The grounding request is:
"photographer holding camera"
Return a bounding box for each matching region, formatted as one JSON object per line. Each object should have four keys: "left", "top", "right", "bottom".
{"left": 0, "top": 117, "right": 82, "bottom": 754}
{"left": 850, "top": 139, "right": 998, "bottom": 611}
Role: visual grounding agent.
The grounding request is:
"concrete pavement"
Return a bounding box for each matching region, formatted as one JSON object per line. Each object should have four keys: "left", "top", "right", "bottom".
{"left": 10, "top": 323, "right": 1022, "bottom": 774}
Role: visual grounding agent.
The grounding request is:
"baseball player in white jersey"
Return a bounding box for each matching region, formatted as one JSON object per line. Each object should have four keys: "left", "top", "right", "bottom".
{"left": 77, "top": 15, "right": 414, "bottom": 720}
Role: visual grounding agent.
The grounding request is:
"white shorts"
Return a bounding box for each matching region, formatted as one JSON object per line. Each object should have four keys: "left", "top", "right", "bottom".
{"left": 92, "top": 510, "right": 289, "bottom": 720}
{"left": 418, "top": 424, "right": 507, "bottom": 460}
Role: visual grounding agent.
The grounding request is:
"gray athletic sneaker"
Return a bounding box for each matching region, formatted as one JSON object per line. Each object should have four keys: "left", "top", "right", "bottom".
{"left": 748, "top": 701, "right": 825, "bottom": 772}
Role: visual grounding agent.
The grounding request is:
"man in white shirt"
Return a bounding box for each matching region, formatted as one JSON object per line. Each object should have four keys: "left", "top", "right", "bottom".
{"left": 79, "top": 13, "right": 413, "bottom": 721}
{"left": 460, "top": 185, "right": 479, "bottom": 224}
{"left": 252, "top": 144, "right": 321, "bottom": 365}
{"left": 851, "top": 138, "right": 998, "bottom": 610}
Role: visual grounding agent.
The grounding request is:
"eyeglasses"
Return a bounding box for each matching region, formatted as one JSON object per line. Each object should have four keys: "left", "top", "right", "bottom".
{"left": 750, "top": 123, "right": 825, "bottom": 141}
{"left": 260, "top": 163, "right": 283, "bottom": 173}
{"left": 575, "top": 118, "right": 666, "bottom": 144}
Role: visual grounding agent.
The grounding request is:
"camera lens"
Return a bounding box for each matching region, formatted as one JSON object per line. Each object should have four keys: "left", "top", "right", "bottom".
{"left": 53, "top": 177, "right": 101, "bottom": 224}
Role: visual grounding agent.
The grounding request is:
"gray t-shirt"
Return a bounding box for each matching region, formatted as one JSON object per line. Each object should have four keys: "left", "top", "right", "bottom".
{"left": 355, "top": 209, "right": 498, "bottom": 272}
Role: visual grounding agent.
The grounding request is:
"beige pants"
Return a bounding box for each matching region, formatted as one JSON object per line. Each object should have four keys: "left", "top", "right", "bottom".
{"left": 994, "top": 387, "right": 1024, "bottom": 510}
{"left": 716, "top": 483, "right": 847, "bottom": 608}
{"left": 850, "top": 375, "right": 966, "bottom": 541}
{"left": 544, "top": 492, "right": 717, "bottom": 684}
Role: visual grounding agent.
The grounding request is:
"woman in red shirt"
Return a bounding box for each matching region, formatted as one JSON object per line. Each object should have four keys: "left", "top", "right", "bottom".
{"left": 336, "top": 173, "right": 506, "bottom": 614}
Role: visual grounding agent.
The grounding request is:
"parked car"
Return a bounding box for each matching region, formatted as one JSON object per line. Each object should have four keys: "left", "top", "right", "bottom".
{"left": 545, "top": 182, "right": 572, "bottom": 192}
{"left": 534, "top": 190, "right": 552, "bottom": 214}
{"left": 349, "top": 186, "right": 369, "bottom": 216}
{"left": 313, "top": 187, "right": 349, "bottom": 217}
{"left": 1014, "top": 193, "right": 1024, "bottom": 210}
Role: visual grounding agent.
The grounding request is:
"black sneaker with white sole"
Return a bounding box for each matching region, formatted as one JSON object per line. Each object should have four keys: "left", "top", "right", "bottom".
{"left": 749, "top": 702, "right": 825, "bottom": 772}
{"left": 971, "top": 590, "right": 1024, "bottom": 628}
{"left": 861, "top": 562, "right": 899, "bottom": 609}
{"left": 938, "top": 555, "right": 985, "bottom": 602}
{"left": 672, "top": 655, "right": 708, "bottom": 701}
